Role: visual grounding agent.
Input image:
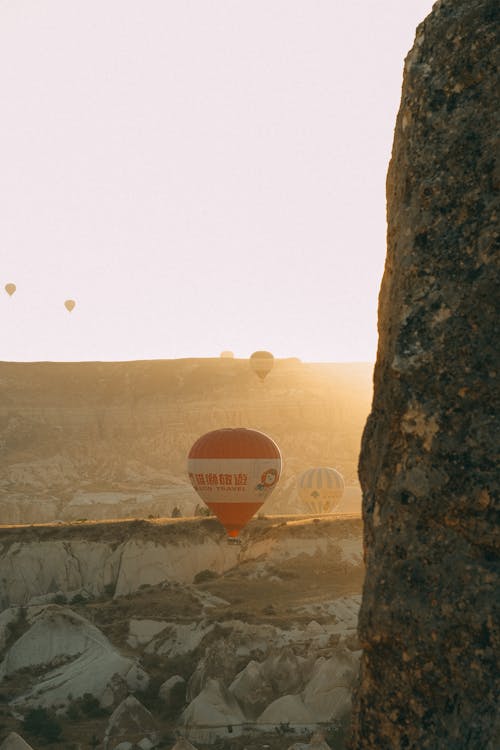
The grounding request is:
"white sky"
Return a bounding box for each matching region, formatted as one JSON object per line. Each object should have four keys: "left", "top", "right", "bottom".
{"left": 0, "top": 0, "right": 434, "bottom": 363}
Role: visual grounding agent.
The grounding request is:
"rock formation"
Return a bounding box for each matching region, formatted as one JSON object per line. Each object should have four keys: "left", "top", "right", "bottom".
{"left": 103, "top": 695, "right": 159, "bottom": 749}
{"left": 0, "top": 516, "right": 363, "bottom": 745}
{"left": 352, "top": 1, "right": 499, "bottom": 748}
{"left": 0, "top": 517, "right": 361, "bottom": 606}
{"left": 0, "top": 735, "right": 34, "bottom": 750}
{"left": 0, "top": 605, "right": 148, "bottom": 709}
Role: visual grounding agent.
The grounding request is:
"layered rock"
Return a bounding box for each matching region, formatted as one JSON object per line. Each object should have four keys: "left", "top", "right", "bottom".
{"left": 180, "top": 678, "right": 246, "bottom": 744}
{"left": 0, "top": 605, "right": 148, "bottom": 709}
{"left": 352, "top": 1, "right": 499, "bottom": 748}
{"left": 103, "top": 695, "right": 159, "bottom": 750}
{"left": 0, "top": 735, "right": 34, "bottom": 750}
{"left": 0, "top": 517, "right": 361, "bottom": 607}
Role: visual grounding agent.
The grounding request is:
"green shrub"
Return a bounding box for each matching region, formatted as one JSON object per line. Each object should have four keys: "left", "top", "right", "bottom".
{"left": 23, "top": 707, "right": 62, "bottom": 743}
{"left": 193, "top": 569, "right": 218, "bottom": 584}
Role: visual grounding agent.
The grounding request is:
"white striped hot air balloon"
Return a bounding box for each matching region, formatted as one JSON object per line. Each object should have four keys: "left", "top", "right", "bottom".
{"left": 297, "top": 467, "right": 345, "bottom": 514}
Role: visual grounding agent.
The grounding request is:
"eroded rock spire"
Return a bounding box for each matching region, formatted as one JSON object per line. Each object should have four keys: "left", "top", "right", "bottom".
{"left": 351, "top": 0, "right": 499, "bottom": 747}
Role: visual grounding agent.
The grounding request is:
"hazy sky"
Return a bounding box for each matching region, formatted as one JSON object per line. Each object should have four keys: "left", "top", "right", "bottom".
{"left": 1, "top": 0, "right": 434, "bottom": 363}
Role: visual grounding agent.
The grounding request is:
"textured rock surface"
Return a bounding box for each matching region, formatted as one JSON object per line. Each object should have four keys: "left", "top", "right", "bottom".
{"left": 351, "top": 1, "right": 499, "bottom": 748}
{"left": 0, "top": 734, "right": 34, "bottom": 750}
{"left": 104, "top": 695, "right": 159, "bottom": 750}
{"left": 0, "top": 605, "right": 148, "bottom": 709}
{"left": 0, "top": 517, "right": 361, "bottom": 606}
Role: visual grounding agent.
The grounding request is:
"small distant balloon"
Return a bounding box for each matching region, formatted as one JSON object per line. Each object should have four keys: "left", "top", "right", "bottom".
{"left": 64, "top": 299, "right": 76, "bottom": 312}
{"left": 220, "top": 351, "right": 234, "bottom": 359}
{"left": 4, "top": 283, "right": 16, "bottom": 296}
{"left": 250, "top": 350, "right": 274, "bottom": 381}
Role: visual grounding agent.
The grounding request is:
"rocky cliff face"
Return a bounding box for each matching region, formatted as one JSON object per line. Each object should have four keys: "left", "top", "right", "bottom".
{"left": 0, "top": 517, "right": 363, "bottom": 748}
{"left": 352, "top": 1, "right": 499, "bottom": 748}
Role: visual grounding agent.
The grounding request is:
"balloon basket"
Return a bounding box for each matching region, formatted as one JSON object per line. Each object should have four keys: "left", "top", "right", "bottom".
{"left": 226, "top": 536, "right": 242, "bottom": 545}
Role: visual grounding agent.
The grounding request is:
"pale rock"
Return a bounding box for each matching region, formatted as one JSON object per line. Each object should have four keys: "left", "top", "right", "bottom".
{"left": 242, "top": 536, "right": 329, "bottom": 563}
{"left": 0, "top": 606, "right": 146, "bottom": 709}
{"left": 0, "top": 733, "right": 34, "bottom": 750}
{"left": 305, "top": 620, "right": 324, "bottom": 635}
{"left": 229, "top": 660, "right": 274, "bottom": 719}
{"left": 170, "top": 740, "right": 198, "bottom": 750}
{"left": 26, "top": 591, "right": 65, "bottom": 606}
{"left": 258, "top": 694, "right": 315, "bottom": 726}
{"left": 187, "top": 586, "right": 229, "bottom": 612}
{"left": 287, "top": 731, "right": 332, "bottom": 750}
{"left": 145, "top": 622, "right": 213, "bottom": 659}
{"left": 242, "top": 532, "right": 362, "bottom": 569}
{"left": 261, "top": 648, "right": 311, "bottom": 695}
{"left": 104, "top": 695, "right": 159, "bottom": 750}
{"left": 229, "top": 648, "right": 313, "bottom": 719}
{"left": 125, "top": 663, "right": 150, "bottom": 692}
{"left": 180, "top": 678, "right": 245, "bottom": 743}
{"left": 100, "top": 673, "right": 128, "bottom": 710}
{"left": 0, "top": 541, "right": 121, "bottom": 607}
{"left": 127, "top": 619, "right": 168, "bottom": 648}
{"left": 302, "top": 650, "right": 360, "bottom": 721}
{"left": 187, "top": 620, "right": 276, "bottom": 700}
{"left": 114, "top": 539, "right": 238, "bottom": 595}
{"left": 292, "top": 596, "right": 362, "bottom": 648}
{"left": 0, "top": 495, "right": 59, "bottom": 525}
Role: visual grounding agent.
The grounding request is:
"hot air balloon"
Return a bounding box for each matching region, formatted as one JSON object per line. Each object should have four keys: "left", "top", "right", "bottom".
{"left": 250, "top": 351, "right": 274, "bottom": 381}
{"left": 220, "top": 351, "right": 234, "bottom": 358}
{"left": 297, "top": 467, "right": 345, "bottom": 514}
{"left": 64, "top": 299, "right": 76, "bottom": 312}
{"left": 4, "top": 283, "right": 16, "bottom": 296}
{"left": 188, "top": 428, "right": 281, "bottom": 538}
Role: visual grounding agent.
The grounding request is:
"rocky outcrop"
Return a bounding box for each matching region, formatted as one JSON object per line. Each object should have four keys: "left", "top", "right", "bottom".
{"left": 0, "top": 517, "right": 361, "bottom": 607}
{"left": 0, "top": 517, "right": 364, "bottom": 743}
{"left": 180, "top": 678, "right": 246, "bottom": 744}
{"left": 0, "top": 735, "right": 34, "bottom": 750}
{"left": 0, "top": 605, "right": 148, "bottom": 709}
{"left": 288, "top": 733, "right": 332, "bottom": 750}
{"left": 352, "top": 1, "right": 499, "bottom": 748}
{"left": 170, "top": 740, "right": 198, "bottom": 750}
{"left": 104, "top": 695, "right": 159, "bottom": 750}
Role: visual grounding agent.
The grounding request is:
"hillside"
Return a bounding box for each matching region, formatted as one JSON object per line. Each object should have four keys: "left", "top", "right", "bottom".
{"left": 0, "top": 515, "right": 363, "bottom": 749}
{"left": 0, "top": 359, "right": 372, "bottom": 524}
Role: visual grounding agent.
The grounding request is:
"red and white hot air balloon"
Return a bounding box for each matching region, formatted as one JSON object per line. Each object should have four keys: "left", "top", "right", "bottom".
{"left": 187, "top": 428, "right": 281, "bottom": 538}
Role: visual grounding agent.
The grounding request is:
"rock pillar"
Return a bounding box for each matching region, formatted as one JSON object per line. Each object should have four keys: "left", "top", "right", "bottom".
{"left": 351, "top": 1, "right": 499, "bottom": 748}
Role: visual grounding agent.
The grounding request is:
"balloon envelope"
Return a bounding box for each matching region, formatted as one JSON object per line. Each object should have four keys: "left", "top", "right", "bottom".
{"left": 4, "top": 283, "right": 16, "bottom": 296}
{"left": 188, "top": 428, "right": 281, "bottom": 537}
{"left": 297, "top": 467, "right": 345, "bottom": 514}
{"left": 250, "top": 350, "right": 274, "bottom": 381}
{"left": 64, "top": 299, "right": 76, "bottom": 312}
